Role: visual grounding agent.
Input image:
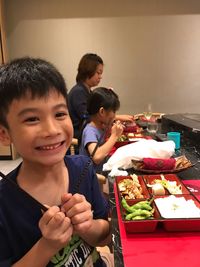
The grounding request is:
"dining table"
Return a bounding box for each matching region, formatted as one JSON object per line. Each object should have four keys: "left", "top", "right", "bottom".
{"left": 107, "top": 118, "right": 200, "bottom": 267}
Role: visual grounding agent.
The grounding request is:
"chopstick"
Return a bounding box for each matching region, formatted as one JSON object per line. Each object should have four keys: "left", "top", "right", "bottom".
{"left": 0, "top": 171, "right": 48, "bottom": 212}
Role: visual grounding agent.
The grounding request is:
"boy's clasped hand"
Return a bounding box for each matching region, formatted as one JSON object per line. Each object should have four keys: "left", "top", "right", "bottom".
{"left": 39, "top": 193, "right": 93, "bottom": 251}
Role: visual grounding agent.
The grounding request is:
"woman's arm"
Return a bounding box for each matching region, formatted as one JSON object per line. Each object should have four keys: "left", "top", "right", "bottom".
{"left": 115, "top": 114, "right": 134, "bottom": 122}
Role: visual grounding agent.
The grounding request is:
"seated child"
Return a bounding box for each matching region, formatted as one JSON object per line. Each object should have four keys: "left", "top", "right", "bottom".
{"left": 0, "top": 57, "right": 111, "bottom": 267}
{"left": 79, "top": 87, "right": 124, "bottom": 173}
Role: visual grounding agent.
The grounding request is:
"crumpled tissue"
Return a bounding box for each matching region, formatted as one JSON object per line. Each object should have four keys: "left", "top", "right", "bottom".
{"left": 108, "top": 167, "right": 128, "bottom": 177}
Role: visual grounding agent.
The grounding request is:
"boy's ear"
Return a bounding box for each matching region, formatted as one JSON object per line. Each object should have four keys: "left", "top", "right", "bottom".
{"left": 0, "top": 126, "right": 12, "bottom": 146}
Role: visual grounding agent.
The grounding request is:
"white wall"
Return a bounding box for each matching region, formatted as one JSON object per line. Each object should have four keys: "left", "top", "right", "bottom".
{"left": 4, "top": 0, "right": 200, "bottom": 114}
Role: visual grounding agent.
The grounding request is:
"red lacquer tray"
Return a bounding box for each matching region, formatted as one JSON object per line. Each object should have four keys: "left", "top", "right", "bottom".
{"left": 114, "top": 180, "right": 200, "bottom": 267}
{"left": 115, "top": 174, "right": 200, "bottom": 233}
{"left": 115, "top": 135, "right": 152, "bottom": 149}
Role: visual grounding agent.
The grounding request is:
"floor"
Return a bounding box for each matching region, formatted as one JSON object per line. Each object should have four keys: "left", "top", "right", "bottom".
{"left": 0, "top": 157, "right": 22, "bottom": 176}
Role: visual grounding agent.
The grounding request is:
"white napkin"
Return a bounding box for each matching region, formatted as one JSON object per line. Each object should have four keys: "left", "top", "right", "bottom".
{"left": 108, "top": 167, "right": 128, "bottom": 177}
{"left": 103, "top": 139, "right": 175, "bottom": 171}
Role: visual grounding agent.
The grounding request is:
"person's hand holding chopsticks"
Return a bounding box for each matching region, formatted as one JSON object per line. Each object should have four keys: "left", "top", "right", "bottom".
{"left": 60, "top": 193, "right": 110, "bottom": 247}
{"left": 111, "top": 120, "right": 124, "bottom": 139}
{"left": 61, "top": 193, "right": 93, "bottom": 235}
{"left": 38, "top": 205, "right": 73, "bottom": 254}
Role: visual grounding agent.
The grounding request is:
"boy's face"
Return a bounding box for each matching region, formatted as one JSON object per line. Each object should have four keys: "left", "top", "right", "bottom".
{"left": 0, "top": 90, "right": 73, "bottom": 166}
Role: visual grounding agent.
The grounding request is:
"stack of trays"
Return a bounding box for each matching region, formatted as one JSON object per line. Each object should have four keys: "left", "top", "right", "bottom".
{"left": 116, "top": 174, "right": 200, "bottom": 233}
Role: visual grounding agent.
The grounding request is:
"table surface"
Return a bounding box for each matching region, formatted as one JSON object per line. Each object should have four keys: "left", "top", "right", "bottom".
{"left": 108, "top": 137, "right": 200, "bottom": 267}
{"left": 114, "top": 180, "right": 200, "bottom": 267}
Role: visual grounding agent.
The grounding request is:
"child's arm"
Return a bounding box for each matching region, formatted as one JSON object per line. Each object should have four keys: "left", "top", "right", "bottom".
{"left": 12, "top": 206, "right": 73, "bottom": 267}
{"left": 87, "top": 120, "right": 124, "bottom": 164}
{"left": 61, "top": 193, "right": 111, "bottom": 247}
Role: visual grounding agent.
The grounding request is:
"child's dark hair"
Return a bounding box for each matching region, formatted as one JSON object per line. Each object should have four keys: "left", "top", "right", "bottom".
{"left": 76, "top": 53, "right": 103, "bottom": 83}
{"left": 87, "top": 87, "right": 120, "bottom": 115}
{"left": 0, "top": 57, "right": 68, "bottom": 128}
{"left": 78, "top": 87, "right": 120, "bottom": 146}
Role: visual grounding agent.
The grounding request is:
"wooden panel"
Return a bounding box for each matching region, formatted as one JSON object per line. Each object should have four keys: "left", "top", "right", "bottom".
{"left": 0, "top": 0, "right": 8, "bottom": 63}
{"left": 0, "top": 144, "right": 11, "bottom": 155}
{"left": 0, "top": 1, "right": 17, "bottom": 159}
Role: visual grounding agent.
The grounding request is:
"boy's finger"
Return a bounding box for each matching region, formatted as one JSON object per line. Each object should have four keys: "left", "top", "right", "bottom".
{"left": 41, "top": 206, "right": 60, "bottom": 225}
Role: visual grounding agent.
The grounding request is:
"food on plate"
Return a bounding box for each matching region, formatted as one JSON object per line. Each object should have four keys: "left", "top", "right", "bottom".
{"left": 122, "top": 198, "right": 155, "bottom": 220}
{"left": 148, "top": 174, "right": 182, "bottom": 195}
{"left": 151, "top": 183, "right": 165, "bottom": 195}
{"left": 118, "top": 174, "right": 144, "bottom": 199}
{"left": 127, "top": 133, "right": 134, "bottom": 138}
{"left": 123, "top": 122, "right": 142, "bottom": 133}
{"left": 134, "top": 113, "right": 164, "bottom": 121}
{"left": 175, "top": 155, "right": 192, "bottom": 169}
{"left": 117, "top": 134, "right": 128, "bottom": 142}
{"left": 127, "top": 132, "right": 143, "bottom": 138}
{"left": 131, "top": 160, "right": 144, "bottom": 170}
{"left": 155, "top": 195, "right": 200, "bottom": 218}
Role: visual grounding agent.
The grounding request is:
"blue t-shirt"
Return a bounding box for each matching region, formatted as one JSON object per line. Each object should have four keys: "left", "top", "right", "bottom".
{"left": 79, "top": 125, "right": 105, "bottom": 173}
{"left": 0, "top": 155, "right": 109, "bottom": 267}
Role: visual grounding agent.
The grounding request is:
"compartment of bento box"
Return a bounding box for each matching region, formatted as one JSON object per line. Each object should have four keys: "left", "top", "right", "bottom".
{"left": 116, "top": 175, "right": 150, "bottom": 200}
{"left": 154, "top": 194, "right": 200, "bottom": 231}
{"left": 120, "top": 197, "right": 160, "bottom": 233}
{"left": 143, "top": 174, "right": 190, "bottom": 196}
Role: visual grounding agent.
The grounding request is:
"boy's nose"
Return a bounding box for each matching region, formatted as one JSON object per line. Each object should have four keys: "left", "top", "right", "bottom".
{"left": 42, "top": 119, "right": 59, "bottom": 136}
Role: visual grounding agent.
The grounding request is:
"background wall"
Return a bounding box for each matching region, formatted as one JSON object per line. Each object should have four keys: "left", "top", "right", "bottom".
{"left": 4, "top": 0, "right": 200, "bottom": 115}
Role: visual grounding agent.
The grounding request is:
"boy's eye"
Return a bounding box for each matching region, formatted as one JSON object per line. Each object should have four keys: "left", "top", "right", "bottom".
{"left": 24, "top": 116, "right": 39, "bottom": 123}
{"left": 55, "top": 112, "right": 67, "bottom": 119}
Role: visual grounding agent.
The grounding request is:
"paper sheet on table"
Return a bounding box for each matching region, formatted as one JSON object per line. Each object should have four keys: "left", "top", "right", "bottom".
{"left": 103, "top": 139, "right": 175, "bottom": 171}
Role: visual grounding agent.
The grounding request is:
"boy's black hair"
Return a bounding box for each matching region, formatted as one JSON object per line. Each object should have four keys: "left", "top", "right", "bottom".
{"left": 87, "top": 87, "right": 120, "bottom": 115}
{"left": 0, "top": 57, "right": 68, "bottom": 128}
{"left": 76, "top": 53, "right": 103, "bottom": 83}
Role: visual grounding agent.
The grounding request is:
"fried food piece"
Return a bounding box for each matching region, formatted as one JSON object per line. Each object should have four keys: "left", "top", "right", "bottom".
{"left": 118, "top": 176, "right": 144, "bottom": 199}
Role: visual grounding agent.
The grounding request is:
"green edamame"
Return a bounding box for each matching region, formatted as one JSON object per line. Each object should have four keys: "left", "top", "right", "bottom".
{"left": 130, "top": 202, "right": 152, "bottom": 211}
{"left": 125, "top": 209, "right": 152, "bottom": 220}
{"left": 122, "top": 198, "right": 151, "bottom": 212}
{"left": 121, "top": 198, "right": 136, "bottom": 213}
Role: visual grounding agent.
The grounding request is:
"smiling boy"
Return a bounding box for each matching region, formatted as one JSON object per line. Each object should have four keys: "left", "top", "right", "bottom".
{"left": 0, "top": 57, "right": 110, "bottom": 267}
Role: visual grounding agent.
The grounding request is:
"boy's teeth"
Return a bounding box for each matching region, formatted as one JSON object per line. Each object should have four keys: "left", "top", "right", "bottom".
{"left": 40, "top": 143, "right": 60, "bottom": 150}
